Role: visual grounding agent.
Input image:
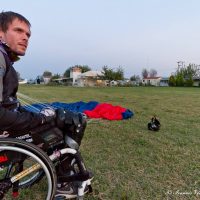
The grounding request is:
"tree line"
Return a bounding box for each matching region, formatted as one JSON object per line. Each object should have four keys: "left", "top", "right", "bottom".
{"left": 169, "top": 63, "right": 200, "bottom": 86}
{"left": 42, "top": 65, "right": 125, "bottom": 81}
{"left": 35, "top": 62, "right": 200, "bottom": 87}
{"left": 42, "top": 65, "right": 159, "bottom": 82}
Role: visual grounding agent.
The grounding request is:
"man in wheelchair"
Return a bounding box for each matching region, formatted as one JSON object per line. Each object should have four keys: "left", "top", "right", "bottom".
{"left": 0, "top": 11, "right": 93, "bottom": 199}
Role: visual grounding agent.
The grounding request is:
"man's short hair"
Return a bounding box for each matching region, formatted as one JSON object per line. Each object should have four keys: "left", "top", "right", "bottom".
{"left": 0, "top": 11, "right": 31, "bottom": 32}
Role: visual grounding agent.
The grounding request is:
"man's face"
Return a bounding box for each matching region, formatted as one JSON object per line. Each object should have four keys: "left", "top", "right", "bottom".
{"left": 0, "top": 18, "right": 31, "bottom": 56}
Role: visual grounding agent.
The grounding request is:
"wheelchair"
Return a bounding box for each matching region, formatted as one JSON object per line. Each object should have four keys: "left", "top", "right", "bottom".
{"left": 0, "top": 124, "right": 93, "bottom": 200}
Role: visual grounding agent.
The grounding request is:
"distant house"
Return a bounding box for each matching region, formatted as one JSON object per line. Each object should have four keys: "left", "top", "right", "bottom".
{"left": 159, "top": 77, "right": 169, "bottom": 86}
{"left": 27, "top": 79, "right": 36, "bottom": 84}
{"left": 51, "top": 67, "right": 81, "bottom": 85}
{"left": 142, "top": 77, "right": 162, "bottom": 86}
{"left": 117, "top": 80, "right": 130, "bottom": 86}
{"left": 19, "top": 79, "right": 27, "bottom": 84}
{"left": 51, "top": 77, "right": 72, "bottom": 85}
{"left": 193, "top": 76, "right": 200, "bottom": 86}
{"left": 42, "top": 71, "right": 52, "bottom": 84}
{"left": 76, "top": 70, "right": 105, "bottom": 87}
{"left": 43, "top": 77, "right": 50, "bottom": 84}
{"left": 110, "top": 80, "right": 118, "bottom": 86}
{"left": 51, "top": 68, "right": 105, "bottom": 86}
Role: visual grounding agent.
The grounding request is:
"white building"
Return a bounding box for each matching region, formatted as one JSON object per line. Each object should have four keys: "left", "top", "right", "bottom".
{"left": 159, "top": 77, "right": 169, "bottom": 86}
{"left": 19, "top": 79, "right": 27, "bottom": 84}
{"left": 142, "top": 77, "right": 162, "bottom": 86}
{"left": 70, "top": 67, "right": 82, "bottom": 85}
{"left": 76, "top": 70, "right": 104, "bottom": 87}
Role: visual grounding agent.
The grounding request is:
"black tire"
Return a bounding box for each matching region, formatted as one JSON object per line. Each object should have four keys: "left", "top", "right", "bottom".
{"left": 0, "top": 138, "right": 57, "bottom": 200}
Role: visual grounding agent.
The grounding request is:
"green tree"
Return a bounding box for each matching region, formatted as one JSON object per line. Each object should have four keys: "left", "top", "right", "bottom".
{"left": 130, "top": 75, "right": 140, "bottom": 81}
{"left": 43, "top": 71, "right": 52, "bottom": 77}
{"left": 169, "top": 75, "right": 176, "bottom": 86}
{"left": 173, "top": 62, "right": 198, "bottom": 87}
{"left": 79, "top": 65, "right": 91, "bottom": 73}
{"left": 185, "top": 75, "right": 194, "bottom": 87}
{"left": 176, "top": 73, "right": 184, "bottom": 86}
{"left": 51, "top": 73, "right": 61, "bottom": 79}
{"left": 114, "top": 66, "right": 124, "bottom": 80}
{"left": 63, "top": 67, "right": 71, "bottom": 77}
{"left": 63, "top": 65, "right": 91, "bottom": 77}
{"left": 100, "top": 66, "right": 124, "bottom": 81}
{"left": 183, "top": 63, "right": 198, "bottom": 78}
{"left": 101, "top": 66, "right": 114, "bottom": 80}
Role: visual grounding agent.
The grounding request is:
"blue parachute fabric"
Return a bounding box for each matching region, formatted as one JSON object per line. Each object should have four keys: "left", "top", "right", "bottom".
{"left": 23, "top": 101, "right": 99, "bottom": 113}
{"left": 50, "top": 101, "right": 99, "bottom": 113}
{"left": 23, "top": 101, "right": 133, "bottom": 120}
{"left": 122, "top": 109, "right": 134, "bottom": 119}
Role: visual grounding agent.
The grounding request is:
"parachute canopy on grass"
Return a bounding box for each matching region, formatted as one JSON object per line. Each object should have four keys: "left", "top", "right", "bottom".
{"left": 23, "top": 101, "right": 134, "bottom": 120}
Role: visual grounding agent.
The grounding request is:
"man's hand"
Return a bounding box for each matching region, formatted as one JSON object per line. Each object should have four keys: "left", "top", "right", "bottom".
{"left": 54, "top": 108, "right": 79, "bottom": 128}
{"left": 40, "top": 107, "right": 69, "bottom": 126}
{"left": 40, "top": 107, "right": 55, "bottom": 117}
{"left": 40, "top": 107, "right": 56, "bottom": 124}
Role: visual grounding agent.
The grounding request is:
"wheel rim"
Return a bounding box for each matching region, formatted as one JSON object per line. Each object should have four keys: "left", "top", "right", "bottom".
{"left": 0, "top": 145, "right": 54, "bottom": 200}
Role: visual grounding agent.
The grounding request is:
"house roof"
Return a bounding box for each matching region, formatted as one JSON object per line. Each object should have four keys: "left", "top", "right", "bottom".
{"left": 160, "top": 77, "right": 169, "bottom": 81}
{"left": 79, "top": 70, "right": 103, "bottom": 77}
{"left": 143, "top": 77, "right": 161, "bottom": 80}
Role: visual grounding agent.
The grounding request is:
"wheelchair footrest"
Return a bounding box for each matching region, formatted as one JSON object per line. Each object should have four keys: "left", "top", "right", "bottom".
{"left": 58, "top": 171, "right": 90, "bottom": 182}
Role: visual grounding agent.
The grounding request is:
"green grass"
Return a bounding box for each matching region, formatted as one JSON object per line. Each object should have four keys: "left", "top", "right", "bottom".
{"left": 17, "top": 85, "right": 200, "bottom": 200}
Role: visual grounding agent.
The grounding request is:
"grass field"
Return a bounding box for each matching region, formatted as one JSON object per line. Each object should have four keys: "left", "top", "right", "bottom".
{"left": 17, "top": 85, "right": 200, "bottom": 200}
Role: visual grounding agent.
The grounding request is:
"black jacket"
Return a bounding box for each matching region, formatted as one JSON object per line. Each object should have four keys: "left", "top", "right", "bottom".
{"left": 0, "top": 42, "right": 43, "bottom": 135}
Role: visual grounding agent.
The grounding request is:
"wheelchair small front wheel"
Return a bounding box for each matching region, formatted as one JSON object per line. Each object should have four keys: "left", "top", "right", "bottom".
{"left": 0, "top": 138, "right": 57, "bottom": 200}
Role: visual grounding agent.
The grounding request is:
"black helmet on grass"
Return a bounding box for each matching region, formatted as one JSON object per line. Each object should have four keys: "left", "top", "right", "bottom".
{"left": 148, "top": 116, "right": 160, "bottom": 131}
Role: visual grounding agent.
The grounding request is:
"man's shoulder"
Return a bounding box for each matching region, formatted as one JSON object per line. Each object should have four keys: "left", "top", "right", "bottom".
{"left": 0, "top": 51, "right": 6, "bottom": 70}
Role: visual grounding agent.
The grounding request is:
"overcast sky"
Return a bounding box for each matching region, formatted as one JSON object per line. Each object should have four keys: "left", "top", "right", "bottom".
{"left": 2, "top": 0, "right": 200, "bottom": 79}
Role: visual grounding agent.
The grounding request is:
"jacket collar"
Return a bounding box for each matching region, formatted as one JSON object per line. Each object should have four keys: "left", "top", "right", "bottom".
{"left": 0, "top": 41, "right": 20, "bottom": 62}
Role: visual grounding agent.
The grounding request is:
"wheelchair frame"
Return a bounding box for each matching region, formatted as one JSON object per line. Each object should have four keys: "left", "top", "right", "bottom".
{"left": 0, "top": 137, "right": 92, "bottom": 200}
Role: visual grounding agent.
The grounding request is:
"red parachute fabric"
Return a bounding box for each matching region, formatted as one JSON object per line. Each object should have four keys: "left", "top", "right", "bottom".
{"left": 84, "top": 103, "right": 126, "bottom": 120}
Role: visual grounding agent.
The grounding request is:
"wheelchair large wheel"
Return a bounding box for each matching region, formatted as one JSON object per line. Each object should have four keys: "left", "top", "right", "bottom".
{"left": 0, "top": 138, "right": 56, "bottom": 200}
